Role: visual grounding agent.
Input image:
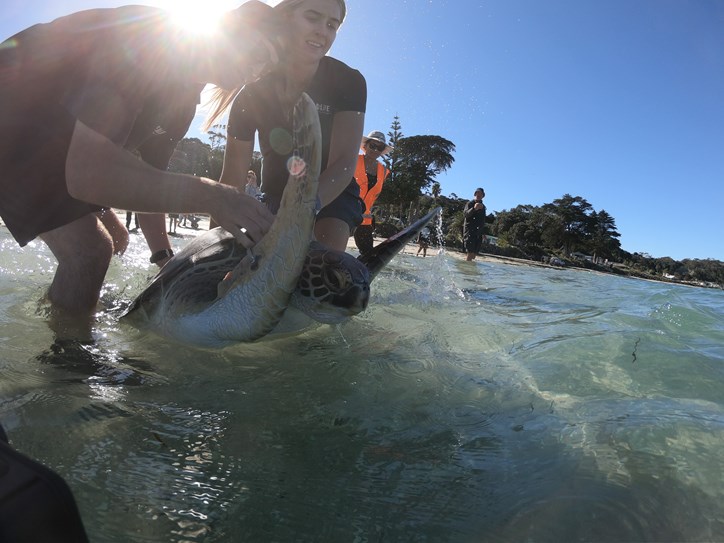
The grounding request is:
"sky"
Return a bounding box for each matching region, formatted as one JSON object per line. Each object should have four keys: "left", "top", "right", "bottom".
{"left": 3, "top": 0, "right": 723, "bottom": 261}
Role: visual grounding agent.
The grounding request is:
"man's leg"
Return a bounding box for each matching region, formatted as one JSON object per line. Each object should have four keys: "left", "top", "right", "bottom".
{"left": 314, "top": 217, "right": 351, "bottom": 252}
{"left": 40, "top": 214, "right": 114, "bottom": 315}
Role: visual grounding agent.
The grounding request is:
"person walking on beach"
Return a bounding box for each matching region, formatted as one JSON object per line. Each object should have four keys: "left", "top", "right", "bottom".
{"left": 0, "top": 2, "right": 282, "bottom": 318}
{"left": 220, "top": 0, "right": 367, "bottom": 253}
{"left": 353, "top": 130, "right": 392, "bottom": 257}
{"left": 463, "top": 187, "right": 487, "bottom": 261}
{"left": 417, "top": 227, "right": 430, "bottom": 257}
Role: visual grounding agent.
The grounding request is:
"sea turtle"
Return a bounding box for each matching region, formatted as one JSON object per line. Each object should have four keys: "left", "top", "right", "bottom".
{"left": 123, "top": 94, "right": 440, "bottom": 347}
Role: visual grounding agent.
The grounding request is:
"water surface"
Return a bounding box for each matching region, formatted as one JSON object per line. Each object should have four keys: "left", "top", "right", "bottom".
{"left": 1, "top": 226, "right": 723, "bottom": 542}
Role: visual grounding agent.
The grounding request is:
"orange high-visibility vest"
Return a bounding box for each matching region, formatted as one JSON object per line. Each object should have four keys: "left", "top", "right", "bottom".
{"left": 354, "top": 155, "right": 389, "bottom": 226}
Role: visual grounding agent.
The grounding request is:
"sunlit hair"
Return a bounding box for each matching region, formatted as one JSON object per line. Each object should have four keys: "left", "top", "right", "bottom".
{"left": 201, "top": 0, "right": 347, "bottom": 131}
{"left": 202, "top": 1, "right": 283, "bottom": 132}
{"left": 272, "top": 0, "right": 347, "bottom": 24}
{"left": 201, "top": 86, "right": 241, "bottom": 132}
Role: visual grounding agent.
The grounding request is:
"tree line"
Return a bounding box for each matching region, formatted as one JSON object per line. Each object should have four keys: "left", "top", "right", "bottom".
{"left": 167, "top": 118, "right": 723, "bottom": 288}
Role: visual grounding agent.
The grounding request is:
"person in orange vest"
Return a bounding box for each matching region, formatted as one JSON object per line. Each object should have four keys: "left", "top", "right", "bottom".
{"left": 353, "top": 130, "right": 393, "bottom": 256}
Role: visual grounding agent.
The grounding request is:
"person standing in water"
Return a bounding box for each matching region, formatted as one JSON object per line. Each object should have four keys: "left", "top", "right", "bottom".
{"left": 220, "top": 0, "right": 367, "bottom": 252}
{"left": 353, "top": 130, "right": 393, "bottom": 257}
{"left": 463, "top": 187, "right": 487, "bottom": 261}
{"left": 417, "top": 227, "right": 430, "bottom": 257}
{"left": 0, "top": 2, "right": 283, "bottom": 318}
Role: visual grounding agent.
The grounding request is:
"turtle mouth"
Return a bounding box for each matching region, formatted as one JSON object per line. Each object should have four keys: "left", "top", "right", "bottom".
{"left": 303, "top": 283, "right": 369, "bottom": 324}
{"left": 333, "top": 283, "right": 370, "bottom": 313}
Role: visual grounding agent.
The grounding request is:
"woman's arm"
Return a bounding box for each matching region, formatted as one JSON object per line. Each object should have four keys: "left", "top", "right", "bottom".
{"left": 138, "top": 213, "right": 172, "bottom": 266}
{"left": 65, "top": 120, "right": 273, "bottom": 246}
{"left": 219, "top": 135, "right": 255, "bottom": 191}
{"left": 317, "top": 110, "right": 365, "bottom": 207}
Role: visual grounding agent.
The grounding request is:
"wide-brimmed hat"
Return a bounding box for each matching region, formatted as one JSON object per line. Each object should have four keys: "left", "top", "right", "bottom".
{"left": 361, "top": 130, "right": 393, "bottom": 155}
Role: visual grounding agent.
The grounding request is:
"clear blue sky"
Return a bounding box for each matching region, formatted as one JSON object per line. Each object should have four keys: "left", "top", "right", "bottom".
{"left": 3, "top": 1, "right": 723, "bottom": 261}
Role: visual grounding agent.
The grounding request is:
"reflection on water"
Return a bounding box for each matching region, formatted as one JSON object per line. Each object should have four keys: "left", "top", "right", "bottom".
{"left": 1, "top": 227, "right": 723, "bottom": 542}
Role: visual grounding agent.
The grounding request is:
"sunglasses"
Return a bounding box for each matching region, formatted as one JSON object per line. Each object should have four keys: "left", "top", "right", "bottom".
{"left": 366, "top": 141, "right": 386, "bottom": 152}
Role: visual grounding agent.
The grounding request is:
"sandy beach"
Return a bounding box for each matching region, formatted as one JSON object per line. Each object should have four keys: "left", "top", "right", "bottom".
{"left": 117, "top": 209, "right": 586, "bottom": 273}
{"left": 118, "top": 210, "right": 711, "bottom": 287}
{"left": 347, "top": 234, "right": 567, "bottom": 270}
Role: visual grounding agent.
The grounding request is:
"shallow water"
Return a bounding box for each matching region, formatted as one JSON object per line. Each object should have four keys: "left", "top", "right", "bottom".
{"left": 1, "top": 225, "right": 723, "bottom": 542}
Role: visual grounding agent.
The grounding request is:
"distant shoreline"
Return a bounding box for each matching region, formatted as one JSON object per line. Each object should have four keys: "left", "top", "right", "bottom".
{"left": 354, "top": 236, "right": 723, "bottom": 291}
{"left": 19, "top": 211, "right": 716, "bottom": 292}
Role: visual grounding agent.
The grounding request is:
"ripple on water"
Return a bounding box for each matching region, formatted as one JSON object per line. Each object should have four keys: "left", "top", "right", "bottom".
{"left": 2, "top": 227, "right": 724, "bottom": 542}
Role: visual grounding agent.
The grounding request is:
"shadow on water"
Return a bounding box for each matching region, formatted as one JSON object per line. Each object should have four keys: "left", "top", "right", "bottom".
{"left": 35, "top": 339, "right": 157, "bottom": 388}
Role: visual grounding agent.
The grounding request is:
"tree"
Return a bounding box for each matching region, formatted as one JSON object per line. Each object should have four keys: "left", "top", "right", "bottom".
{"left": 492, "top": 204, "right": 544, "bottom": 248}
{"left": 383, "top": 115, "right": 404, "bottom": 185}
{"left": 587, "top": 209, "right": 621, "bottom": 260}
{"left": 168, "top": 138, "right": 212, "bottom": 177}
{"left": 206, "top": 124, "right": 228, "bottom": 180}
{"left": 431, "top": 181, "right": 442, "bottom": 199}
{"left": 544, "top": 194, "right": 593, "bottom": 254}
{"left": 378, "top": 132, "right": 455, "bottom": 207}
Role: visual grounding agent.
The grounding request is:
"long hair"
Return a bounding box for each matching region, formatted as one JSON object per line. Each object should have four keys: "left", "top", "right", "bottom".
{"left": 201, "top": 0, "right": 347, "bottom": 131}
{"left": 201, "top": 86, "right": 241, "bottom": 132}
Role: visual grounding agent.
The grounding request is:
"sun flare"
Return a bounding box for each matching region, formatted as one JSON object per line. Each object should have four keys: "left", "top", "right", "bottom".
{"left": 156, "top": 0, "right": 240, "bottom": 34}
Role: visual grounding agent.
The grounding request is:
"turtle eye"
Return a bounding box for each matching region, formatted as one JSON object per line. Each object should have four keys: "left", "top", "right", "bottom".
{"left": 324, "top": 268, "right": 347, "bottom": 290}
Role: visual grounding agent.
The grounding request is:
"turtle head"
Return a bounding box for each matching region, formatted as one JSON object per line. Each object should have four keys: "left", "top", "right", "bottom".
{"left": 291, "top": 242, "right": 370, "bottom": 324}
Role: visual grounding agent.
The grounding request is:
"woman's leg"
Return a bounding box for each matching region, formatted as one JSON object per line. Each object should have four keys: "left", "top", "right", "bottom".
{"left": 40, "top": 213, "right": 115, "bottom": 315}
{"left": 314, "top": 217, "right": 351, "bottom": 252}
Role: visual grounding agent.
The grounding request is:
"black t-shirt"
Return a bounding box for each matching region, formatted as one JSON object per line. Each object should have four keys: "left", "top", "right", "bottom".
{"left": 464, "top": 199, "right": 487, "bottom": 229}
{"left": 0, "top": 6, "right": 203, "bottom": 245}
{"left": 228, "top": 55, "right": 366, "bottom": 211}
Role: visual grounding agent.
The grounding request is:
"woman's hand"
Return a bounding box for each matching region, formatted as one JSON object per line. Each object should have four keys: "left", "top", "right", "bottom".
{"left": 208, "top": 183, "right": 274, "bottom": 247}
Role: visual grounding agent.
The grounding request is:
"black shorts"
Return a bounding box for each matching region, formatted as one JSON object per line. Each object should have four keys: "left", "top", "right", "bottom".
{"left": 315, "top": 179, "right": 364, "bottom": 231}
{"left": 463, "top": 226, "right": 485, "bottom": 254}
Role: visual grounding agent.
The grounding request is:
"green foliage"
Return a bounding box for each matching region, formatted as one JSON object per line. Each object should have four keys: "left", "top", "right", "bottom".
{"left": 167, "top": 119, "right": 723, "bottom": 288}
{"left": 377, "top": 116, "right": 455, "bottom": 208}
{"left": 168, "top": 138, "right": 214, "bottom": 178}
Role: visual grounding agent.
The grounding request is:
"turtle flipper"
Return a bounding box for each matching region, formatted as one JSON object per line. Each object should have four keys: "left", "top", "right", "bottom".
{"left": 358, "top": 207, "right": 442, "bottom": 280}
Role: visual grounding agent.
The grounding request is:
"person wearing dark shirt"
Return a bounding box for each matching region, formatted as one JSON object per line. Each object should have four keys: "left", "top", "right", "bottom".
{"left": 220, "top": 0, "right": 366, "bottom": 252}
{"left": 0, "top": 2, "right": 282, "bottom": 317}
{"left": 463, "top": 187, "right": 487, "bottom": 261}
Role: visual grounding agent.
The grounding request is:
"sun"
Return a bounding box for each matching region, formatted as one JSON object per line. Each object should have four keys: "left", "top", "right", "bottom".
{"left": 155, "top": 0, "right": 240, "bottom": 34}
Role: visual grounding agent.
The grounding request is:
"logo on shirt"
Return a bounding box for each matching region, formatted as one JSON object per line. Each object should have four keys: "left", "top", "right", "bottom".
{"left": 316, "top": 103, "right": 332, "bottom": 115}
{"left": 153, "top": 125, "right": 167, "bottom": 135}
